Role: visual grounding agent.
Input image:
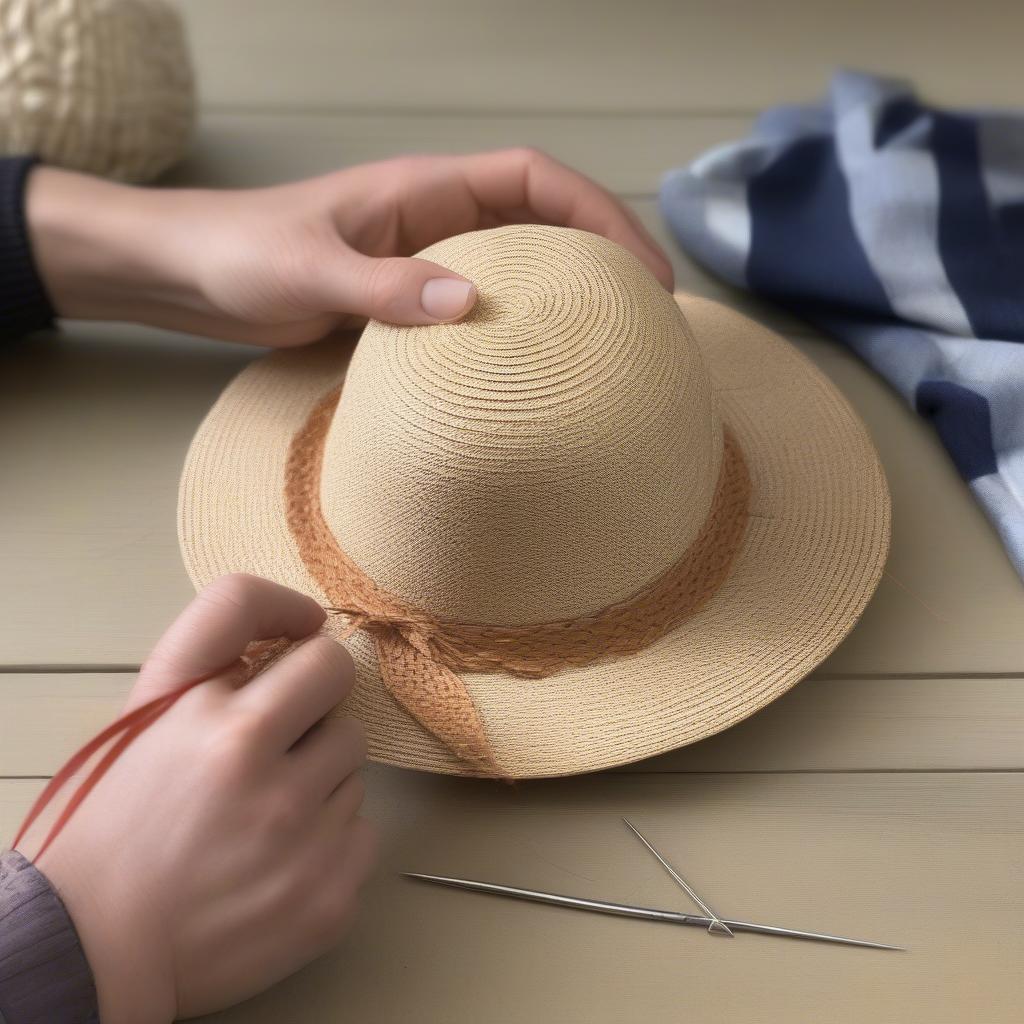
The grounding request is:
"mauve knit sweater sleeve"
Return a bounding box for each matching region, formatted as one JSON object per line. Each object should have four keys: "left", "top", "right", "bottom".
{"left": 0, "top": 156, "right": 55, "bottom": 342}
{"left": 0, "top": 850, "right": 99, "bottom": 1023}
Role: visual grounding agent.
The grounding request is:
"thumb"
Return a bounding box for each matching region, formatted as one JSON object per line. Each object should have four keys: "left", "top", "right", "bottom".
{"left": 308, "top": 243, "right": 478, "bottom": 326}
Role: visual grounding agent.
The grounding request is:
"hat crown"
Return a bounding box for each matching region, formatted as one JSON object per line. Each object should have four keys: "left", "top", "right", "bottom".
{"left": 320, "top": 225, "right": 723, "bottom": 625}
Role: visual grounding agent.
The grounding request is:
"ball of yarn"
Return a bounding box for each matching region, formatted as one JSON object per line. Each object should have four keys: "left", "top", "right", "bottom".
{"left": 0, "top": 0, "right": 195, "bottom": 182}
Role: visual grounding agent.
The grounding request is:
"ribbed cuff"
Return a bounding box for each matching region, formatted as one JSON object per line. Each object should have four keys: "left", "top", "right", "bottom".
{"left": 0, "top": 157, "right": 56, "bottom": 342}
{"left": 0, "top": 850, "right": 99, "bottom": 1024}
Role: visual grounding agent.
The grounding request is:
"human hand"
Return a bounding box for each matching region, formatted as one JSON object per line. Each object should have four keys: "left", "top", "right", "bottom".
{"left": 27, "top": 149, "right": 674, "bottom": 345}
{"left": 27, "top": 574, "right": 376, "bottom": 1024}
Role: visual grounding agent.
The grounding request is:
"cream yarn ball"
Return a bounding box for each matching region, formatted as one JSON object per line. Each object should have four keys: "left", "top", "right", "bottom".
{"left": 0, "top": 0, "right": 195, "bottom": 182}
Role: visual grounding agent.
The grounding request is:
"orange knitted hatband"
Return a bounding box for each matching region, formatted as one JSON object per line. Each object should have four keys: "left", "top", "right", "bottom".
{"left": 285, "top": 386, "right": 751, "bottom": 774}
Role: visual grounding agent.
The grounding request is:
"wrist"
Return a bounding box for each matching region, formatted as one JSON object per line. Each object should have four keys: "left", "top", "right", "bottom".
{"left": 38, "top": 847, "right": 176, "bottom": 1024}
{"left": 25, "top": 166, "right": 199, "bottom": 324}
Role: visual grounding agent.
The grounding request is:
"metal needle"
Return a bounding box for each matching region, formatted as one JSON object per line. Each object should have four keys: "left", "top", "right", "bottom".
{"left": 403, "top": 873, "right": 905, "bottom": 951}
{"left": 622, "top": 818, "right": 733, "bottom": 936}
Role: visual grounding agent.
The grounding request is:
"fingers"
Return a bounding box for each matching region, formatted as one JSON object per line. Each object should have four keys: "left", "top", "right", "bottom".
{"left": 130, "top": 574, "right": 326, "bottom": 709}
{"left": 300, "top": 148, "right": 673, "bottom": 325}
{"left": 458, "top": 148, "right": 675, "bottom": 290}
{"left": 303, "top": 244, "right": 478, "bottom": 326}
{"left": 289, "top": 716, "right": 367, "bottom": 806}
{"left": 233, "top": 635, "right": 356, "bottom": 751}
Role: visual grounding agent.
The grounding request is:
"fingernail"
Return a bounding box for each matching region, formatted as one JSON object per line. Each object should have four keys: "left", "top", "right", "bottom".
{"left": 420, "top": 278, "right": 476, "bottom": 321}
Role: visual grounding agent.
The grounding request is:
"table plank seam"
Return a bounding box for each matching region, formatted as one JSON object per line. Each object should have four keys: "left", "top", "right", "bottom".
{"left": 0, "top": 665, "right": 141, "bottom": 674}
{"left": 3, "top": 769, "right": 1022, "bottom": 783}
{"left": 197, "top": 102, "right": 766, "bottom": 120}
{"left": 6, "top": 668, "right": 1019, "bottom": 679}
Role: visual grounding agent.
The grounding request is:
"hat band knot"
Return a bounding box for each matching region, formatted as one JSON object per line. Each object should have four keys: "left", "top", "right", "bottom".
{"left": 285, "top": 386, "right": 751, "bottom": 775}
{"left": 325, "top": 606, "right": 439, "bottom": 660}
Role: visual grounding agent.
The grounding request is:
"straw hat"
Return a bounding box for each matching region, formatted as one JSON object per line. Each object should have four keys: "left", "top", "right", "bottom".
{"left": 179, "top": 224, "right": 889, "bottom": 778}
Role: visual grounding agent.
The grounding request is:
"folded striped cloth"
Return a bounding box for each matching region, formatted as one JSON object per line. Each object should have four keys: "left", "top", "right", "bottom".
{"left": 661, "top": 70, "right": 1024, "bottom": 581}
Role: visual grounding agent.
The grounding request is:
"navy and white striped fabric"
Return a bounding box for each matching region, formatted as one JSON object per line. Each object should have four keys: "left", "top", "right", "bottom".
{"left": 661, "top": 71, "right": 1024, "bottom": 581}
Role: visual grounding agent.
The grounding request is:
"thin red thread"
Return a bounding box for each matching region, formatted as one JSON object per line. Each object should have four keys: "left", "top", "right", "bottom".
{"left": 13, "top": 674, "right": 209, "bottom": 859}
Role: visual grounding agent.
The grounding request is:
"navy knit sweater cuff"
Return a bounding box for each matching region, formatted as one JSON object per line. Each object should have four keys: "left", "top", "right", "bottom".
{"left": 0, "top": 156, "right": 55, "bottom": 342}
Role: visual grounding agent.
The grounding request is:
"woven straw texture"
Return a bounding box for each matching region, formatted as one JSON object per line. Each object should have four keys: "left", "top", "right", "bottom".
{"left": 179, "top": 225, "right": 890, "bottom": 778}
{"left": 0, "top": 0, "right": 194, "bottom": 182}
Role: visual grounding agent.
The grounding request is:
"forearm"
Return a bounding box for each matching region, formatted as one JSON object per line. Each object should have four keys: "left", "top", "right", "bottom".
{"left": 25, "top": 166, "right": 200, "bottom": 324}
{"left": 2, "top": 160, "right": 203, "bottom": 338}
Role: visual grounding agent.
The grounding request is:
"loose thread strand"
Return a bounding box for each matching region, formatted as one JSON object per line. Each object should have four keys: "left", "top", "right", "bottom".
{"left": 33, "top": 699, "right": 174, "bottom": 860}
{"left": 13, "top": 673, "right": 215, "bottom": 858}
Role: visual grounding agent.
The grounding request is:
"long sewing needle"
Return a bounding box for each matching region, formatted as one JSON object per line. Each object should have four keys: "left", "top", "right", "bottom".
{"left": 622, "top": 818, "right": 733, "bottom": 936}
{"left": 403, "top": 873, "right": 905, "bottom": 951}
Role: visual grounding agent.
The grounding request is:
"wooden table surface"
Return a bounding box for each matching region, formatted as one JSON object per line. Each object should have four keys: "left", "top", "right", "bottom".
{"left": 2, "top": 2, "right": 1022, "bottom": 1021}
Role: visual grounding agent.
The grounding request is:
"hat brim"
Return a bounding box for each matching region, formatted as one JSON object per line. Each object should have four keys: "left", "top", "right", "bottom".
{"left": 178, "top": 295, "right": 889, "bottom": 778}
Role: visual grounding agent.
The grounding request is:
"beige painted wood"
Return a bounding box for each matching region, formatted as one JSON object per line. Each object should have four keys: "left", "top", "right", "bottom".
{"left": 2, "top": 300, "right": 1023, "bottom": 672}
{"left": 165, "top": 110, "right": 754, "bottom": 196}
{"left": 0, "top": 327, "right": 250, "bottom": 669}
{"left": 2, "top": 6, "right": 1020, "bottom": 1020}
{"left": 0, "top": 673, "right": 132, "bottom": 775}
{"left": 4, "top": 672, "right": 1023, "bottom": 777}
{"left": 635, "top": 675, "right": 1024, "bottom": 772}
{"left": 177, "top": 0, "right": 1024, "bottom": 113}
{"left": 3, "top": 769, "right": 1022, "bottom": 1023}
